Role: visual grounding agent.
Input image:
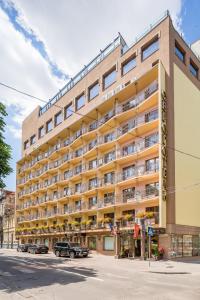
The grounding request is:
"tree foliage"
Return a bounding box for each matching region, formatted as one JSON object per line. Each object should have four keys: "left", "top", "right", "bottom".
{"left": 0, "top": 103, "right": 12, "bottom": 188}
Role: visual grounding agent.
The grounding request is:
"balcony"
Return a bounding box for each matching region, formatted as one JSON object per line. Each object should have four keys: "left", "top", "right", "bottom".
{"left": 18, "top": 80, "right": 158, "bottom": 176}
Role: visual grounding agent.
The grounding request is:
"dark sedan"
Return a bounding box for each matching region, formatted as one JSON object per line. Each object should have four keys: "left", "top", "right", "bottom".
{"left": 28, "top": 244, "right": 49, "bottom": 254}
{"left": 17, "top": 244, "right": 32, "bottom": 252}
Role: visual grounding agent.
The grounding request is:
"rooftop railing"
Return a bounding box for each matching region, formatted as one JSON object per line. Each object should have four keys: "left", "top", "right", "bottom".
{"left": 39, "top": 34, "right": 125, "bottom": 116}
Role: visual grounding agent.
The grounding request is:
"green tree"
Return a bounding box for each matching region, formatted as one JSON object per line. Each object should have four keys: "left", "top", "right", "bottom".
{"left": 0, "top": 103, "right": 12, "bottom": 188}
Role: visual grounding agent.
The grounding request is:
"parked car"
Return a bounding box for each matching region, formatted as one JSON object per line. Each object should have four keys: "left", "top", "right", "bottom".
{"left": 53, "top": 242, "right": 89, "bottom": 258}
{"left": 27, "top": 244, "right": 49, "bottom": 254}
{"left": 17, "top": 243, "right": 32, "bottom": 252}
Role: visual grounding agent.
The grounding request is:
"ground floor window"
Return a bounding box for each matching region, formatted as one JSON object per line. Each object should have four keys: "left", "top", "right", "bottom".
{"left": 88, "top": 236, "right": 97, "bottom": 250}
{"left": 104, "top": 236, "right": 114, "bottom": 251}
{"left": 171, "top": 234, "right": 200, "bottom": 257}
{"left": 44, "top": 239, "right": 49, "bottom": 247}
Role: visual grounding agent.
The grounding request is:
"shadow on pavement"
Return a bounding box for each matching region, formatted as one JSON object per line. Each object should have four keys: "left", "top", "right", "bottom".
{"left": 0, "top": 254, "right": 98, "bottom": 294}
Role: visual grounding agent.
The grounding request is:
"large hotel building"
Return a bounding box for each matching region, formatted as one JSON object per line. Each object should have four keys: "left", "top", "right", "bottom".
{"left": 16, "top": 12, "right": 200, "bottom": 258}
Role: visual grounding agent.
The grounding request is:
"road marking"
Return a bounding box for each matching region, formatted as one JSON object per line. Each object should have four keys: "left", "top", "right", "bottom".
{"left": 56, "top": 269, "right": 103, "bottom": 282}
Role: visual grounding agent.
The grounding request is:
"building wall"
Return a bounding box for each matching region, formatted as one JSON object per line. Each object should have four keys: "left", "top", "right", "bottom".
{"left": 174, "top": 63, "right": 200, "bottom": 227}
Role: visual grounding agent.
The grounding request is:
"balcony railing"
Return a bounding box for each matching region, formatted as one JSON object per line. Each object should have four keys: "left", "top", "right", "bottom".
{"left": 18, "top": 80, "right": 158, "bottom": 175}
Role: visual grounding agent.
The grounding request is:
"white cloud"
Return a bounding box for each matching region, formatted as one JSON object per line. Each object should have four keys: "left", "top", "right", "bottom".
{"left": 0, "top": 7, "right": 65, "bottom": 127}
{"left": 13, "top": 0, "right": 183, "bottom": 77}
{"left": 6, "top": 124, "right": 21, "bottom": 139}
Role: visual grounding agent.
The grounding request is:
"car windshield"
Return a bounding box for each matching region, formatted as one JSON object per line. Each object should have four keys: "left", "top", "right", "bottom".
{"left": 70, "top": 243, "right": 81, "bottom": 247}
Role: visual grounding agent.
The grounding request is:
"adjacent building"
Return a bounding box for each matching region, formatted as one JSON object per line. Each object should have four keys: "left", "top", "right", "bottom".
{"left": 16, "top": 11, "right": 200, "bottom": 258}
{"left": 0, "top": 190, "right": 17, "bottom": 248}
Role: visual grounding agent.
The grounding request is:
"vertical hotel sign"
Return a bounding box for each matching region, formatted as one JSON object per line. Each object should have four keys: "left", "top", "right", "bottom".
{"left": 161, "top": 90, "right": 167, "bottom": 203}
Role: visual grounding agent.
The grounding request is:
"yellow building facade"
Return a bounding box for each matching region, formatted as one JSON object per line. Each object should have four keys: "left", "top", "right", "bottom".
{"left": 16, "top": 12, "right": 200, "bottom": 258}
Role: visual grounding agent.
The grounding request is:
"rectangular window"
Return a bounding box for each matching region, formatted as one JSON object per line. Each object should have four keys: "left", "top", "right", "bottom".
{"left": 122, "top": 165, "right": 135, "bottom": 180}
{"left": 24, "top": 140, "right": 29, "bottom": 150}
{"left": 104, "top": 236, "right": 114, "bottom": 251}
{"left": 145, "top": 132, "right": 158, "bottom": 148}
{"left": 64, "top": 102, "right": 73, "bottom": 119}
{"left": 88, "top": 159, "right": 98, "bottom": 170}
{"left": 175, "top": 42, "right": 185, "bottom": 63}
{"left": 104, "top": 192, "right": 115, "bottom": 204}
{"left": 55, "top": 111, "right": 62, "bottom": 126}
{"left": 46, "top": 119, "right": 53, "bottom": 133}
{"left": 142, "top": 38, "right": 159, "bottom": 60}
{"left": 104, "top": 172, "right": 115, "bottom": 184}
{"left": 145, "top": 109, "right": 158, "bottom": 122}
{"left": 75, "top": 183, "right": 82, "bottom": 193}
{"left": 122, "top": 143, "right": 136, "bottom": 156}
{"left": 145, "top": 182, "right": 159, "bottom": 196}
{"left": 104, "top": 132, "right": 115, "bottom": 143}
{"left": 76, "top": 93, "right": 85, "bottom": 110}
{"left": 104, "top": 151, "right": 115, "bottom": 163}
{"left": 89, "top": 196, "right": 97, "bottom": 208}
{"left": 88, "top": 82, "right": 99, "bottom": 101}
{"left": 190, "top": 60, "right": 198, "bottom": 78}
{"left": 103, "top": 68, "right": 116, "bottom": 89}
{"left": 38, "top": 126, "right": 45, "bottom": 139}
{"left": 145, "top": 157, "right": 159, "bottom": 172}
{"left": 30, "top": 135, "right": 36, "bottom": 145}
{"left": 89, "top": 177, "right": 98, "bottom": 189}
{"left": 122, "top": 55, "right": 136, "bottom": 75}
{"left": 122, "top": 187, "right": 135, "bottom": 202}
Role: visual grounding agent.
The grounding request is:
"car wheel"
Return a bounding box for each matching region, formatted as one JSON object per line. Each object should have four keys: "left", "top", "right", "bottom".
{"left": 83, "top": 254, "right": 88, "bottom": 258}
{"left": 56, "top": 250, "right": 60, "bottom": 257}
{"left": 70, "top": 252, "right": 75, "bottom": 259}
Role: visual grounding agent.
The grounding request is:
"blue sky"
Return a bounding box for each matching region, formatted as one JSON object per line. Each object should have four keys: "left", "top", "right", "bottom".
{"left": 1, "top": 0, "right": 200, "bottom": 191}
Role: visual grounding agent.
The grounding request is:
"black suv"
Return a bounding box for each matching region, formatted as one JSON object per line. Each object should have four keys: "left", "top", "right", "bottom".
{"left": 53, "top": 242, "right": 89, "bottom": 258}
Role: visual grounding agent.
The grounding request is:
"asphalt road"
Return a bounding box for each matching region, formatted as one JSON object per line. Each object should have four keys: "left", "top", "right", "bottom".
{"left": 0, "top": 249, "right": 200, "bottom": 300}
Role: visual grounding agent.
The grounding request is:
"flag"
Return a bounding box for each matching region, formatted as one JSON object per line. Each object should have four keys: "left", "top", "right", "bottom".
{"left": 134, "top": 223, "right": 140, "bottom": 238}
{"left": 109, "top": 223, "right": 114, "bottom": 234}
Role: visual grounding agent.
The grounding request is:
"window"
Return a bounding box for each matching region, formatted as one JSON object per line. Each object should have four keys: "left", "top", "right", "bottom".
{"left": 75, "top": 200, "right": 81, "bottom": 210}
{"left": 104, "top": 151, "right": 115, "bottom": 163}
{"left": 122, "top": 187, "right": 135, "bottom": 202}
{"left": 103, "top": 68, "right": 116, "bottom": 89}
{"left": 30, "top": 135, "right": 36, "bottom": 145}
{"left": 89, "top": 177, "right": 98, "bottom": 189}
{"left": 75, "top": 183, "right": 82, "bottom": 193}
{"left": 122, "top": 165, "right": 135, "bottom": 180}
{"left": 88, "top": 82, "right": 99, "bottom": 101}
{"left": 55, "top": 111, "right": 62, "bottom": 126}
{"left": 145, "top": 109, "right": 158, "bottom": 122}
{"left": 46, "top": 119, "right": 53, "bottom": 133}
{"left": 190, "top": 60, "right": 198, "bottom": 78}
{"left": 104, "top": 132, "right": 115, "bottom": 143}
{"left": 38, "top": 126, "right": 45, "bottom": 139}
{"left": 104, "top": 236, "right": 114, "bottom": 251}
{"left": 122, "top": 143, "right": 135, "bottom": 156}
{"left": 145, "top": 157, "right": 159, "bottom": 172}
{"left": 145, "top": 132, "right": 158, "bottom": 148}
{"left": 89, "top": 159, "right": 98, "bottom": 170}
{"left": 64, "top": 204, "right": 68, "bottom": 213}
{"left": 76, "top": 93, "right": 85, "bottom": 110}
{"left": 104, "top": 192, "right": 114, "bottom": 203}
{"left": 24, "top": 140, "right": 29, "bottom": 150}
{"left": 64, "top": 102, "right": 73, "bottom": 119}
{"left": 146, "top": 182, "right": 159, "bottom": 196}
{"left": 122, "top": 55, "right": 136, "bottom": 75}
{"left": 175, "top": 42, "right": 185, "bottom": 63}
{"left": 142, "top": 38, "right": 159, "bottom": 60}
{"left": 104, "top": 172, "right": 115, "bottom": 184}
{"left": 89, "top": 196, "right": 97, "bottom": 208}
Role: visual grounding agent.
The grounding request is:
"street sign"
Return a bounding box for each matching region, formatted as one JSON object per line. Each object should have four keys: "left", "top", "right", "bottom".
{"left": 147, "top": 226, "right": 154, "bottom": 236}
